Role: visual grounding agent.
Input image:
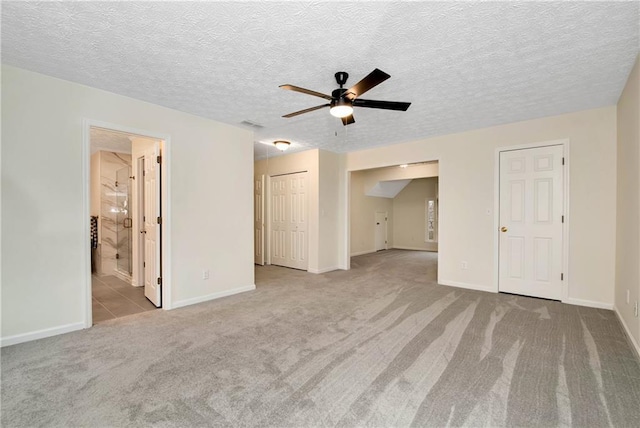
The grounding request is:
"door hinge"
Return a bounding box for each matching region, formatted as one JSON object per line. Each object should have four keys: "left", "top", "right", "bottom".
{"left": 143, "top": 262, "right": 145, "bottom": 267}
{"left": 115, "top": 253, "right": 120, "bottom": 259}
{"left": 157, "top": 277, "right": 162, "bottom": 285}
{"left": 115, "top": 181, "right": 118, "bottom": 187}
{"left": 561, "top": 273, "right": 564, "bottom": 281}
{"left": 562, "top": 157, "right": 565, "bottom": 165}
{"left": 157, "top": 155, "right": 162, "bottom": 164}
{"left": 562, "top": 215, "right": 564, "bottom": 223}
{"left": 157, "top": 216, "right": 162, "bottom": 224}
{"left": 385, "top": 217, "right": 387, "bottom": 221}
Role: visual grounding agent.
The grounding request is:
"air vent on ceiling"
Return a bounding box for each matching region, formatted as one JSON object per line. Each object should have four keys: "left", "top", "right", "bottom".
{"left": 240, "top": 120, "right": 264, "bottom": 129}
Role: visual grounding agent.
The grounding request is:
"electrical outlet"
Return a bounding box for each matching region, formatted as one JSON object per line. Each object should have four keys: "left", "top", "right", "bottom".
{"left": 202, "top": 269, "right": 209, "bottom": 280}
{"left": 627, "top": 289, "right": 630, "bottom": 304}
{"left": 461, "top": 261, "right": 468, "bottom": 270}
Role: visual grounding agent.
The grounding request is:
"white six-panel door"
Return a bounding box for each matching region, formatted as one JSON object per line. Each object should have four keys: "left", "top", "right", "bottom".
{"left": 375, "top": 212, "right": 387, "bottom": 251}
{"left": 288, "top": 173, "right": 308, "bottom": 269}
{"left": 143, "top": 143, "right": 161, "bottom": 307}
{"left": 270, "top": 175, "right": 287, "bottom": 267}
{"left": 254, "top": 175, "right": 265, "bottom": 266}
{"left": 270, "top": 172, "right": 308, "bottom": 270}
{"left": 499, "top": 145, "right": 564, "bottom": 300}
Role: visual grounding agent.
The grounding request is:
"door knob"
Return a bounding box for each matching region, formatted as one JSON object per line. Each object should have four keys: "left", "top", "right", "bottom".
{"left": 500, "top": 226, "right": 508, "bottom": 232}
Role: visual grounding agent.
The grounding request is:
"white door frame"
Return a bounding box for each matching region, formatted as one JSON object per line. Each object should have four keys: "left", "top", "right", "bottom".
{"left": 82, "top": 119, "right": 172, "bottom": 328}
{"left": 493, "top": 138, "right": 570, "bottom": 301}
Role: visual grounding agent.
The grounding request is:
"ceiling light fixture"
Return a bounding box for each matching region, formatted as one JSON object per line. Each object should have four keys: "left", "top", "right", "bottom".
{"left": 399, "top": 164, "right": 408, "bottom": 168}
{"left": 273, "top": 140, "right": 291, "bottom": 151}
{"left": 329, "top": 98, "right": 354, "bottom": 118}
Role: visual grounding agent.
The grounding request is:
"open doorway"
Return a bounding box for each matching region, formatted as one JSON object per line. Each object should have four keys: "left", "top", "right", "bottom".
{"left": 348, "top": 161, "right": 440, "bottom": 277}
{"left": 89, "top": 126, "right": 164, "bottom": 323}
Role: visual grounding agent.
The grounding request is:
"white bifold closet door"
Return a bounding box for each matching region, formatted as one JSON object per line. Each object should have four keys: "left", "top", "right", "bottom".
{"left": 270, "top": 172, "right": 308, "bottom": 270}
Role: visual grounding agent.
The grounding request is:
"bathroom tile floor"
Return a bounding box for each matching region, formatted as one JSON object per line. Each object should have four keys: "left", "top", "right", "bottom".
{"left": 92, "top": 275, "right": 158, "bottom": 324}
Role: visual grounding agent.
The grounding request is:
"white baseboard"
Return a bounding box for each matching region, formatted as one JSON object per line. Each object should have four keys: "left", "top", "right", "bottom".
{"left": 614, "top": 306, "right": 640, "bottom": 359}
{"left": 172, "top": 284, "right": 256, "bottom": 309}
{"left": 350, "top": 249, "right": 376, "bottom": 257}
{"left": 308, "top": 266, "right": 340, "bottom": 274}
{"left": 439, "top": 280, "right": 496, "bottom": 293}
{"left": 0, "top": 322, "right": 86, "bottom": 348}
{"left": 391, "top": 246, "right": 437, "bottom": 252}
{"left": 563, "top": 298, "right": 613, "bottom": 310}
{"left": 113, "top": 270, "right": 132, "bottom": 284}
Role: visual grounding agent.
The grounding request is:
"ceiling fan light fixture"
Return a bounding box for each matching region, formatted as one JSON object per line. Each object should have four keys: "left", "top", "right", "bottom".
{"left": 329, "top": 98, "right": 354, "bottom": 118}
{"left": 273, "top": 140, "right": 291, "bottom": 151}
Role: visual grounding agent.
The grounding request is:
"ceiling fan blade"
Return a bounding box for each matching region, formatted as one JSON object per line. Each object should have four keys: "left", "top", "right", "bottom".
{"left": 344, "top": 68, "right": 390, "bottom": 100}
{"left": 353, "top": 99, "right": 411, "bottom": 111}
{"left": 341, "top": 114, "right": 355, "bottom": 126}
{"left": 282, "top": 104, "right": 330, "bottom": 118}
{"left": 280, "top": 84, "right": 333, "bottom": 100}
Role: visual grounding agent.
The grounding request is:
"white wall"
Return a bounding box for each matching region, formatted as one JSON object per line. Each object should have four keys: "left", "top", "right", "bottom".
{"left": 318, "top": 151, "right": 342, "bottom": 272}
{"left": 349, "top": 170, "right": 394, "bottom": 256}
{"left": 393, "top": 178, "right": 439, "bottom": 252}
{"left": 615, "top": 55, "right": 640, "bottom": 352}
{"left": 345, "top": 106, "right": 618, "bottom": 307}
{"left": 1, "top": 66, "right": 255, "bottom": 344}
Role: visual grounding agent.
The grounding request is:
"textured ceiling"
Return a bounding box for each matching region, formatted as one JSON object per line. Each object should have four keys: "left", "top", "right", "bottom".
{"left": 90, "top": 127, "right": 133, "bottom": 155}
{"left": 2, "top": 1, "right": 638, "bottom": 160}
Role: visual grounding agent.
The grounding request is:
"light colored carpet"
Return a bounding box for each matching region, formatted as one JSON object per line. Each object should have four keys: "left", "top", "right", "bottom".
{"left": 2, "top": 250, "right": 639, "bottom": 427}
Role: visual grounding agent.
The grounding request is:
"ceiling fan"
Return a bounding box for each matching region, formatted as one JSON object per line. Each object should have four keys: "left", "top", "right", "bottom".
{"left": 280, "top": 68, "right": 411, "bottom": 126}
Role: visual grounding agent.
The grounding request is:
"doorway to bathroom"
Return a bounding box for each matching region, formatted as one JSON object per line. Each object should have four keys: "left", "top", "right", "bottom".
{"left": 89, "top": 126, "right": 164, "bottom": 324}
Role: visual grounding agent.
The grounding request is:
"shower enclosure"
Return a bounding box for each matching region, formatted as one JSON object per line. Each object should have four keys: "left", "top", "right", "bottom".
{"left": 115, "top": 166, "right": 133, "bottom": 277}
